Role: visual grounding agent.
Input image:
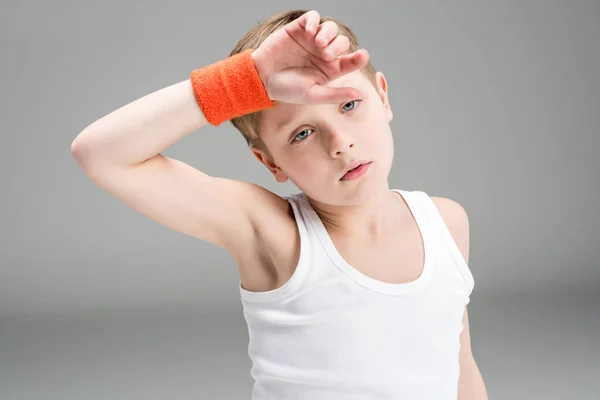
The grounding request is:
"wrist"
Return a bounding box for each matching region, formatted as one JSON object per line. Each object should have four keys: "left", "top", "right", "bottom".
{"left": 189, "top": 49, "right": 274, "bottom": 126}
{"left": 250, "top": 48, "right": 271, "bottom": 98}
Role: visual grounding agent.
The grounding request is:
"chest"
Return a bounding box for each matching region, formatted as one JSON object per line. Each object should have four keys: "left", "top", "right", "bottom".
{"left": 333, "top": 226, "right": 426, "bottom": 285}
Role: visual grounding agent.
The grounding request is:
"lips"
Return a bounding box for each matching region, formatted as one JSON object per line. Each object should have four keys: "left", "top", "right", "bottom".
{"left": 340, "top": 160, "right": 370, "bottom": 180}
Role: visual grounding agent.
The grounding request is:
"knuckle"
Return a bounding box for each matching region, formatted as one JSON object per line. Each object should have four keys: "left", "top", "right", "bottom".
{"left": 337, "top": 34, "right": 349, "bottom": 44}
{"left": 316, "top": 21, "right": 339, "bottom": 43}
{"left": 331, "top": 35, "right": 348, "bottom": 49}
{"left": 324, "top": 20, "right": 338, "bottom": 32}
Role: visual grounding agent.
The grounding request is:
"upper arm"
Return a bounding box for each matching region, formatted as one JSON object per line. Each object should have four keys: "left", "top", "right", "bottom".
{"left": 431, "top": 197, "right": 476, "bottom": 364}
{"left": 458, "top": 305, "right": 474, "bottom": 365}
{"left": 74, "top": 152, "right": 285, "bottom": 255}
{"left": 430, "top": 196, "right": 470, "bottom": 264}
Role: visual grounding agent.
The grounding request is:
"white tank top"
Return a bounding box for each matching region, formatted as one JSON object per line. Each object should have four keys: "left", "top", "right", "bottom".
{"left": 239, "top": 189, "right": 475, "bottom": 399}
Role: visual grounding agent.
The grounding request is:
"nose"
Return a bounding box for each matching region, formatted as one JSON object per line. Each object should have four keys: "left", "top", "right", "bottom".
{"left": 328, "top": 130, "right": 355, "bottom": 158}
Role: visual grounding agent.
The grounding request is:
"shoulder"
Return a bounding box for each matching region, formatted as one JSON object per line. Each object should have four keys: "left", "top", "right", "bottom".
{"left": 429, "top": 196, "right": 468, "bottom": 221}
{"left": 430, "top": 196, "right": 470, "bottom": 263}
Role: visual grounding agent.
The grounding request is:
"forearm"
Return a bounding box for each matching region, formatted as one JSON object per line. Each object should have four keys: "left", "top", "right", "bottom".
{"left": 71, "top": 79, "right": 208, "bottom": 169}
{"left": 458, "top": 360, "right": 488, "bottom": 400}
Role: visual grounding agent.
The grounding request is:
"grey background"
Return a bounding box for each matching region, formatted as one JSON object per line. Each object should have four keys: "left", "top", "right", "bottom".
{"left": 1, "top": 0, "right": 598, "bottom": 398}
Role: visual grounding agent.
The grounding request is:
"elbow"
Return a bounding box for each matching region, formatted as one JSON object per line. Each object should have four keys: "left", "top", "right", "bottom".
{"left": 71, "top": 130, "right": 106, "bottom": 173}
{"left": 70, "top": 133, "right": 93, "bottom": 165}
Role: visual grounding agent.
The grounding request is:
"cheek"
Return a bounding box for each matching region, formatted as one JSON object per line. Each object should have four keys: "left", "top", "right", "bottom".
{"left": 382, "top": 128, "right": 394, "bottom": 156}
{"left": 297, "top": 157, "right": 324, "bottom": 176}
{"left": 362, "top": 118, "right": 391, "bottom": 146}
{"left": 365, "top": 119, "right": 394, "bottom": 162}
{"left": 285, "top": 153, "right": 322, "bottom": 178}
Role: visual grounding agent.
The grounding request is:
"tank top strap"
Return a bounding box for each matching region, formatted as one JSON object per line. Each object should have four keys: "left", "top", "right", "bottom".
{"left": 406, "top": 190, "right": 475, "bottom": 295}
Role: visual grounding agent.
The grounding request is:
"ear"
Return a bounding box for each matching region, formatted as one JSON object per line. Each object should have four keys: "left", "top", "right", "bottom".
{"left": 250, "top": 146, "right": 289, "bottom": 183}
{"left": 375, "top": 71, "right": 393, "bottom": 123}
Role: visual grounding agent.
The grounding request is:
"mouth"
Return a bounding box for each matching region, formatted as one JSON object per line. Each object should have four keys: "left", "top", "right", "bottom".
{"left": 340, "top": 161, "right": 372, "bottom": 181}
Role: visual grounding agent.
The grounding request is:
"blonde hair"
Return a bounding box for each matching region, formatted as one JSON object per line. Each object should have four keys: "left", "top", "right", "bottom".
{"left": 228, "top": 9, "right": 378, "bottom": 158}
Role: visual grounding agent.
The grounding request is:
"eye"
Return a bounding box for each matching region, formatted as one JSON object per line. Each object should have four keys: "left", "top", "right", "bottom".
{"left": 292, "top": 128, "right": 314, "bottom": 143}
{"left": 291, "top": 100, "right": 362, "bottom": 144}
{"left": 341, "top": 99, "right": 362, "bottom": 112}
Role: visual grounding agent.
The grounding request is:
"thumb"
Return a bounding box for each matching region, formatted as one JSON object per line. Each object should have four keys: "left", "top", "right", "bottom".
{"left": 305, "top": 85, "right": 360, "bottom": 104}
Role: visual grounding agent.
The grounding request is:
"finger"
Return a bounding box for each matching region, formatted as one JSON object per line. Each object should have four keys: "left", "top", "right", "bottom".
{"left": 314, "top": 21, "right": 339, "bottom": 49}
{"left": 335, "top": 49, "right": 370, "bottom": 77}
{"left": 321, "top": 34, "right": 350, "bottom": 62}
{"left": 305, "top": 11, "right": 321, "bottom": 35}
{"left": 306, "top": 85, "right": 361, "bottom": 104}
{"left": 286, "top": 10, "right": 320, "bottom": 37}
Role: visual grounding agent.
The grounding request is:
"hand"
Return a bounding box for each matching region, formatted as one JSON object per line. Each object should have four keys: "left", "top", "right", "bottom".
{"left": 251, "top": 10, "right": 370, "bottom": 104}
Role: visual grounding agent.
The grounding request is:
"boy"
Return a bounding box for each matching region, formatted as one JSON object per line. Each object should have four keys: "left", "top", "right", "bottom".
{"left": 71, "top": 9, "right": 487, "bottom": 399}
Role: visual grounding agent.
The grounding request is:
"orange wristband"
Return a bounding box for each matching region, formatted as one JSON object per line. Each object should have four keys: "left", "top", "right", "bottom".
{"left": 190, "top": 49, "right": 275, "bottom": 126}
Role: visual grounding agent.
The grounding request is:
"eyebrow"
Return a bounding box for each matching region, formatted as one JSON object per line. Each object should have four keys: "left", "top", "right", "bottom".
{"left": 271, "top": 114, "right": 307, "bottom": 144}
{"left": 273, "top": 117, "right": 295, "bottom": 135}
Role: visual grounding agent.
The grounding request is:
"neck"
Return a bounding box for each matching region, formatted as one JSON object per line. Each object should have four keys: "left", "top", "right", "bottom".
{"left": 307, "top": 188, "right": 405, "bottom": 240}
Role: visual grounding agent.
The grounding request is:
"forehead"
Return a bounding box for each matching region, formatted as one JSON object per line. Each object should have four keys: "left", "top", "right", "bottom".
{"left": 259, "top": 71, "right": 372, "bottom": 136}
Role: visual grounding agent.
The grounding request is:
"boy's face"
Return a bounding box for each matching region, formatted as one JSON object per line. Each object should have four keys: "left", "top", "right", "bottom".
{"left": 251, "top": 70, "right": 394, "bottom": 205}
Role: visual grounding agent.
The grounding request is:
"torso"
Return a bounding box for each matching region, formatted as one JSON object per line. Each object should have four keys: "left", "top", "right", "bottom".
{"left": 237, "top": 192, "right": 427, "bottom": 294}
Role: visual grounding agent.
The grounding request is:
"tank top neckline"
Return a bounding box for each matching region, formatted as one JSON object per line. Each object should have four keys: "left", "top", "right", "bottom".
{"left": 297, "top": 189, "right": 434, "bottom": 296}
